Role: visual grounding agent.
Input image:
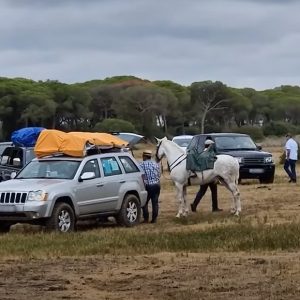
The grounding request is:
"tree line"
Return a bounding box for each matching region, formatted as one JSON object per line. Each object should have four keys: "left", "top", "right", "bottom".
{"left": 0, "top": 76, "right": 300, "bottom": 141}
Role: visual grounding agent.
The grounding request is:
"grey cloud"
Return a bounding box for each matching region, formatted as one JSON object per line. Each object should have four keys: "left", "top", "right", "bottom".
{"left": 0, "top": 0, "right": 300, "bottom": 89}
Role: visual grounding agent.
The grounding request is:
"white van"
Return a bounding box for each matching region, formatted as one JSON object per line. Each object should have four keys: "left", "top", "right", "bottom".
{"left": 172, "top": 135, "right": 194, "bottom": 151}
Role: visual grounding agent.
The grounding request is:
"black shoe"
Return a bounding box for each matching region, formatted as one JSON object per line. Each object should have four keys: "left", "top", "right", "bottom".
{"left": 289, "top": 179, "right": 297, "bottom": 183}
{"left": 212, "top": 208, "right": 223, "bottom": 212}
{"left": 191, "top": 203, "right": 196, "bottom": 212}
{"left": 150, "top": 220, "right": 156, "bottom": 224}
{"left": 142, "top": 219, "right": 149, "bottom": 223}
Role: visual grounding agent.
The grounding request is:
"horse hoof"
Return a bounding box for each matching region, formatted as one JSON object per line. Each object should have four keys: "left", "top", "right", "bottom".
{"left": 182, "top": 211, "right": 189, "bottom": 217}
{"left": 230, "top": 209, "right": 236, "bottom": 214}
{"left": 176, "top": 213, "right": 181, "bottom": 218}
{"left": 234, "top": 211, "right": 241, "bottom": 217}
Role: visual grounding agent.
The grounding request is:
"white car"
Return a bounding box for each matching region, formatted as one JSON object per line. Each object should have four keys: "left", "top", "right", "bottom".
{"left": 172, "top": 135, "right": 194, "bottom": 152}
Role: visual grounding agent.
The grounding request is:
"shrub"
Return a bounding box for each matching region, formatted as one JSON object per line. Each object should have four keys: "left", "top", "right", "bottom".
{"left": 204, "top": 124, "right": 223, "bottom": 134}
{"left": 229, "top": 126, "right": 264, "bottom": 142}
{"left": 263, "top": 121, "right": 298, "bottom": 137}
{"left": 93, "top": 118, "right": 136, "bottom": 133}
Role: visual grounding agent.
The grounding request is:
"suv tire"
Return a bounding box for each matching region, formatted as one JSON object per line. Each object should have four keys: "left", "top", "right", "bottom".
{"left": 0, "top": 222, "right": 11, "bottom": 233}
{"left": 117, "top": 194, "right": 141, "bottom": 227}
{"left": 46, "top": 202, "right": 75, "bottom": 232}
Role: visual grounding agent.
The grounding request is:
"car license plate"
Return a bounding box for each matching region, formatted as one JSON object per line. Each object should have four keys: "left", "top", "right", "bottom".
{"left": 0, "top": 205, "right": 16, "bottom": 212}
{"left": 249, "top": 169, "right": 264, "bottom": 174}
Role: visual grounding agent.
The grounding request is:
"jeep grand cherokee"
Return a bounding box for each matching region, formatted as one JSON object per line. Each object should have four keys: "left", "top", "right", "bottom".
{"left": 0, "top": 152, "right": 147, "bottom": 232}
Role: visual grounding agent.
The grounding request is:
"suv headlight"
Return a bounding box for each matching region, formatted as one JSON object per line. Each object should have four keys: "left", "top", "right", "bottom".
{"left": 236, "top": 157, "right": 243, "bottom": 164}
{"left": 28, "top": 190, "right": 48, "bottom": 201}
{"left": 264, "top": 156, "right": 273, "bottom": 163}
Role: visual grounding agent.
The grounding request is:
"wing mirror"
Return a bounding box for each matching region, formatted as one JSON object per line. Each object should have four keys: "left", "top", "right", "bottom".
{"left": 78, "top": 171, "right": 95, "bottom": 182}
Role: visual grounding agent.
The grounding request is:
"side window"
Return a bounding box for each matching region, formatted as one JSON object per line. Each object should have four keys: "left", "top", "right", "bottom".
{"left": 81, "top": 159, "right": 100, "bottom": 178}
{"left": 0, "top": 155, "right": 9, "bottom": 165}
{"left": 101, "top": 157, "right": 122, "bottom": 176}
{"left": 1, "top": 147, "right": 12, "bottom": 165}
{"left": 119, "top": 156, "right": 139, "bottom": 173}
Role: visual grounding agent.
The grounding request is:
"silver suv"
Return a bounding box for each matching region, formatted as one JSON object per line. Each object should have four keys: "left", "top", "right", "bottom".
{"left": 0, "top": 152, "right": 147, "bottom": 232}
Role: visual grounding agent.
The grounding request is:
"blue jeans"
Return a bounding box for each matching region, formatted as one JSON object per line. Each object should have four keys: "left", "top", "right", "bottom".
{"left": 284, "top": 159, "right": 297, "bottom": 181}
{"left": 143, "top": 183, "right": 160, "bottom": 222}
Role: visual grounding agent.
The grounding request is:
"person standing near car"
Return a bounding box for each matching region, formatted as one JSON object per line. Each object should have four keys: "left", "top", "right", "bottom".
{"left": 284, "top": 133, "right": 298, "bottom": 183}
{"left": 139, "top": 150, "right": 161, "bottom": 223}
{"left": 190, "top": 138, "right": 222, "bottom": 212}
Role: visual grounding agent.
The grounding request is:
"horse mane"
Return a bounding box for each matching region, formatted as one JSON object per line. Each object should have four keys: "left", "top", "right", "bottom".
{"left": 165, "top": 138, "right": 186, "bottom": 153}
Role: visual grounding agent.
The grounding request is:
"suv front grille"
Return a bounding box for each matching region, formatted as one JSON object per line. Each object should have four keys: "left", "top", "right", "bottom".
{"left": 243, "top": 157, "right": 264, "bottom": 164}
{"left": 0, "top": 192, "right": 28, "bottom": 204}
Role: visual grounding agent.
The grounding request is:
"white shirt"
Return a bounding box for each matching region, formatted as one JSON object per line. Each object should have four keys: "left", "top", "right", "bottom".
{"left": 285, "top": 138, "right": 298, "bottom": 160}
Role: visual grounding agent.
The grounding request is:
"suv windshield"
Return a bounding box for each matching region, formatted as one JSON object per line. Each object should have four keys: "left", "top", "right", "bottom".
{"left": 17, "top": 160, "right": 81, "bottom": 179}
{"left": 215, "top": 136, "right": 257, "bottom": 151}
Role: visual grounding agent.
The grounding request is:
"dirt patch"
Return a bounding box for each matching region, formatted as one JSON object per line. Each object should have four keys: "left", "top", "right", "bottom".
{"left": 1, "top": 146, "right": 300, "bottom": 299}
{"left": 1, "top": 252, "right": 300, "bottom": 300}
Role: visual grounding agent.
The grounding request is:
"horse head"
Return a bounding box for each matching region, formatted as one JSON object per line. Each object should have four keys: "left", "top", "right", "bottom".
{"left": 155, "top": 137, "right": 168, "bottom": 162}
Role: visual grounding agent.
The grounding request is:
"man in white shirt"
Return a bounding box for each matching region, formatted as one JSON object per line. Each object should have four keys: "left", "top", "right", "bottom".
{"left": 284, "top": 133, "right": 298, "bottom": 183}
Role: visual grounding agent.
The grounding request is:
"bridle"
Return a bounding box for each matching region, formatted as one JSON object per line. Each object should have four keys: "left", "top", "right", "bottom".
{"left": 155, "top": 141, "right": 163, "bottom": 162}
{"left": 156, "top": 140, "right": 187, "bottom": 172}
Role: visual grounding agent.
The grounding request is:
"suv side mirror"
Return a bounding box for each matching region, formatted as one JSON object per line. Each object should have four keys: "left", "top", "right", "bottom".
{"left": 78, "top": 171, "right": 95, "bottom": 182}
{"left": 256, "top": 144, "right": 262, "bottom": 150}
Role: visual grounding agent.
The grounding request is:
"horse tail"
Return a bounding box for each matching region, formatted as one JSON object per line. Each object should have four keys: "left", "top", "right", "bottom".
{"left": 235, "top": 164, "right": 240, "bottom": 185}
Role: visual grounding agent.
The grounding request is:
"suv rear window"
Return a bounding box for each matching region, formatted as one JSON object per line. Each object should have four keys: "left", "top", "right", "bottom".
{"left": 119, "top": 156, "right": 139, "bottom": 173}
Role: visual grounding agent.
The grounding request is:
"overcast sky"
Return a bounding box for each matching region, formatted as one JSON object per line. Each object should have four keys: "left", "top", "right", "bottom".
{"left": 1, "top": 0, "right": 300, "bottom": 90}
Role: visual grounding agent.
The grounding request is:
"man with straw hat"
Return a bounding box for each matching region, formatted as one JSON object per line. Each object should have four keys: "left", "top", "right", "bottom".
{"left": 139, "top": 149, "right": 161, "bottom": 223}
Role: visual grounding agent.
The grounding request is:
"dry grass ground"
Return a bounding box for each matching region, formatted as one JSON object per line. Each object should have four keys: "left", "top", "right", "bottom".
{"left": 1, "top": 143, "right": 300, "bottom": 300}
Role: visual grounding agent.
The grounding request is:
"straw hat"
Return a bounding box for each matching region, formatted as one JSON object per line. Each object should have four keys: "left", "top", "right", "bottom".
{"left": 143, "top": 149, "right": 152, "bottom": 156}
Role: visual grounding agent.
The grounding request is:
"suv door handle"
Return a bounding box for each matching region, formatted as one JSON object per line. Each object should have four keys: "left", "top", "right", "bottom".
{"left": 119, "top": 180, "right": 125, "bottom": 183}
{"left": 96, "top": 183, "right": 104, "bottom": 187}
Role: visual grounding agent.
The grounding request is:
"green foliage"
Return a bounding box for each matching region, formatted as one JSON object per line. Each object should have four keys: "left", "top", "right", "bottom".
{"left": 190, "top": 80, "right": 231, "bottom": 133}
{"left": 93, "top": 118, "right": 136, "bottom": 132}
{"left": 204, "top": 123, "right": 223, "bottom": 134}
{"left": 2, "top": 76, "right": 300, "bottom": 140}
{"left": 230, "top": 126, "right": 264, "bottom": 142}
{"left": 263, "top": 121, "right": 299, "bottom": 137}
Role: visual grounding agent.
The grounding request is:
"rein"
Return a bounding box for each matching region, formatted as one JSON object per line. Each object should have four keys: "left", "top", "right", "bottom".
{"left": 169, "top": 154, "right": 186, "bottom": 171}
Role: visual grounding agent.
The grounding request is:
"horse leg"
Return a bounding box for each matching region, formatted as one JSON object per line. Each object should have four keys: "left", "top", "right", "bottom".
{"left": 174, "top": 182, "right": 185, "bottom": 218}
{"left": 221, "top": 179, "right": 241, "bottom": 216}
{"left": 182, "top": 185, "right": 189, "bottom": 216}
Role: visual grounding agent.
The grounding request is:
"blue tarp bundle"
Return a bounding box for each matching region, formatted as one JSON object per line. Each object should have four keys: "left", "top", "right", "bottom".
{"left": 11, "top": 127, "right": 45, "bottom": 147}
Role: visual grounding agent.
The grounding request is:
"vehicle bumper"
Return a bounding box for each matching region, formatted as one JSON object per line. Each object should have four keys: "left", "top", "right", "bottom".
{"left": 239, "top": 164, "right": 275, "bottom": 179}
{"left": 0, "top": 202, "right": 49, "bottom": 221}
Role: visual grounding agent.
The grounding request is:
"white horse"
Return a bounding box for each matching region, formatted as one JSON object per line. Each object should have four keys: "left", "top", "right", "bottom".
{"left": 155, "top": 137, "right": 241, "bottom": 217}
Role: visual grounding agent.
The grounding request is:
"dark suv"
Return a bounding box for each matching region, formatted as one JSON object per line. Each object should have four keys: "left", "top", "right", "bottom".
{"left": 187, "top": 133, "right": 275, "bottom": 183}
{"left": 0, "top": 146, "right": 35, "bottom": 181}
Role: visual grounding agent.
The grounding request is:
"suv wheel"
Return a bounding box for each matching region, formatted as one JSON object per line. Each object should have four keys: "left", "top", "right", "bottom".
{"left": 117, "top": 194, "right": 141, "bottom": 227}
{"left": 0, "top": 222, "right": 11, "bottom": 233}
{"left": 46, "top": 202, "right": 75, "bottom": 232}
